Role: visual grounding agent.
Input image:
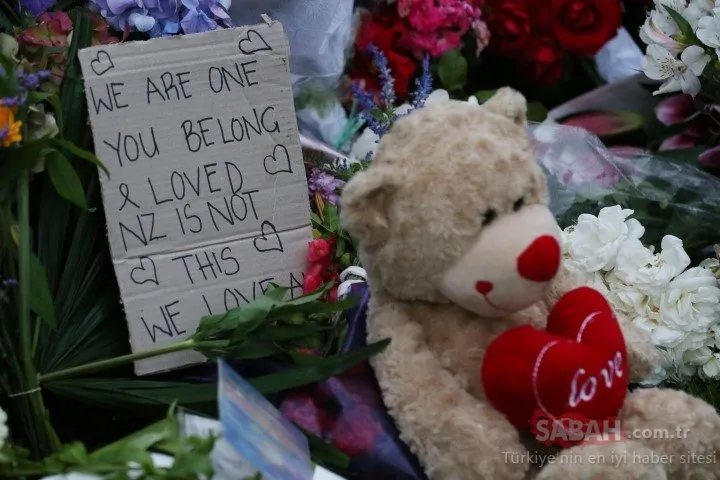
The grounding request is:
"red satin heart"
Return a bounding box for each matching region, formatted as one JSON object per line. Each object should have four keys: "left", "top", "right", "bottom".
{"left": 481, "top": 287, "right": 628, "bottom": 445}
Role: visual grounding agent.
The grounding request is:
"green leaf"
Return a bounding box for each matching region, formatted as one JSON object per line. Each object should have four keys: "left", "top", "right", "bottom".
{"left": 472, "top": 89, "right": 497, "bottom": 103}
{"left": 29, "top": 253, "right": 57, "bottom": 328}
{"left": 527, "top": 102, "right": 548, "bottom": 122}
{"left": 0, "top": 139, "right": 51, "bottom": 190}
{"left": 55, "top": 138, "right": 109, "bottom": 176}
{"left": 438, "top": 50, "right": 468, "bottom": 92}
{"left": 46, "top": 151, "right": 91, "bottom": 210}
{"left": 665, "top": 7, "right": 695, "bottom": 40}
{"left": 27, "top": 91, "right": 55, "bottom": 105}
{"left": 656, "top": 146, "right": 706, "bottom": 165}
{"left": 249, "top": 339, "right": 390, "bottom": 394}
{"left": 323, "top": 205, "right": 341, "bottom": 232}
{"left": 59, "top": 10, "right": 92, "bottom": 145}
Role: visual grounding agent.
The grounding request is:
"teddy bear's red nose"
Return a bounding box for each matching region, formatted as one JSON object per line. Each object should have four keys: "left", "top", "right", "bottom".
{"left": 517, "top": 235, "right": 561, "bottom": 282}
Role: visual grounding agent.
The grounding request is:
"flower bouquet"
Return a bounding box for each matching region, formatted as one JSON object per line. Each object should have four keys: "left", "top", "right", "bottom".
{"left": 348, "top": 0, "right": 625, "bottom": 114}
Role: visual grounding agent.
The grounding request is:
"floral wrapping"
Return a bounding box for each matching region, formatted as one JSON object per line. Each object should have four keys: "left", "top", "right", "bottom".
{"left": 278, "top": 282, "right": 428, "bottom": 480}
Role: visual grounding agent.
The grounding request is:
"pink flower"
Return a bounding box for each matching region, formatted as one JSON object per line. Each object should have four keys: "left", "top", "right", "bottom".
{"left": 699, "top": 145, "right": 720, "bottom": 168}
{"left": 398, "top": 0, "right": 488, "bottom": 58}
{"left": 655, "top": 94, "right": 697, "bottom": 126}
{"left": 659, "top": 124, "right": 704, "bottom": 151}
{"left": 307, "top": 238, "right": 332, "bottom": 263}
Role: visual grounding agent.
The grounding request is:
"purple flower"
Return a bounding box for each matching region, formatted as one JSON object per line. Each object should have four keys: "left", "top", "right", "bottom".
{"left": 18, "top": 0, "right": 57, "bottom": 17}
{"left": 88, "top": 0, "right": 231, "bottom": 37}
{"left": 1, "top": 96, "right": 26, "bottom": 108}
{"left": 17, "top": 70, "right": 50, "bottom": 90}
{"left": 369, "top": 45, "right": 395, "bottom": 107}
{"left": 411, "top": 55, "right": 431, "bottom": 109}
{"left": 308, "top": 168, "right": 345, "bottom": 205}
{"left": 1, "top": 278, "right": 17, "bottom": 288}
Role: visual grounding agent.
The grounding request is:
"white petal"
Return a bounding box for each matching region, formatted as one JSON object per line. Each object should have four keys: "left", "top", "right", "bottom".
{"left": 679, "top": 71, "right": 702, "bottom": 96}
{"left": 643, "top": 55, "right": 669, "bottom": 80}
{"left": 681, "top": 45, "right": 711, "bottom": 75}
{"left": 654, "top": 77, "right": 684, "bottom": 95}
{"left": 648, "top": 44, "right": 676, "bottom": 63}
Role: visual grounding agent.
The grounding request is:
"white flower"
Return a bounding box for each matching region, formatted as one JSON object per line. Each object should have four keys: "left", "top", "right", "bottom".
{"left": 659, "top": 266, "right": 720, "bottom": 332}
{"left": 640, "top": 9, "right": 687, "bottom": 53}
{"left": 564, "top": 206, "right": 645, "bottom": 272}
{"left": 614, "top": 235, "right": 691, "bottom": 296}
{"left": 685, "top": 347, "right": 720, "bottom": 378}
{"left": 696, "top": 7, "right": 720, "bottom": 56}
{"left": 604, "top": 272, "right": 650, "bottom": 317}
{"left": 685, "top": 0, "right": 715, "bottom": 29}
{"left": 0, "top": 406, "right": 7, "bottom": 449}
{"left": 349, "top": 127, "right": 380, "bottom": 162}
{"left": 643, "top": 44, "right": 710, "bottom": 96}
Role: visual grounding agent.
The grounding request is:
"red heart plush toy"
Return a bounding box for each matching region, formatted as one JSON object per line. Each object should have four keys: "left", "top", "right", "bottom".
{"left": 481, "top": 287, "right": 628, "bottom": 446}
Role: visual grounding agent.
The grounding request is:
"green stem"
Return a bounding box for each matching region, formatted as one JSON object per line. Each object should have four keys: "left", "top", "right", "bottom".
{"left": 17, "top": 172, "right": 61, "bottom": 456}
{"left": 39, "top": 338, "right": 196, "bottom": 383}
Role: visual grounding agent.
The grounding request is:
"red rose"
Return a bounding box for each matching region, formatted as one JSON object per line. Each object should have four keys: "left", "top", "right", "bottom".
{"left": 485, "top": 0, "right": 534, "bottom": 55}
{"left": 524, "top": 34, "right": 565, "bottom": 84}
{"left": 307, "top": 238, "right": 332, "bottom": 263}
{"left": 352, "top": 7, "right": 418, "bottom": 99}
{"left": 551, "top": 0, "right": 622, "bottom": 56}
{"left": 303, "top": 263, "right": 325, "bottom": 295}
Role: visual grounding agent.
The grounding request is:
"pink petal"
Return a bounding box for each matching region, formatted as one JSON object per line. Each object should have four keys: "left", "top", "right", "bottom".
{"left": 699, "top": 145, "right": 720, "bottom": 168}
{"left": 654, "top": 94, "right": 697, "bottom": 126}
{"left": 559, "top": 111, "right": 643, "bottom": 137}
{"left": 659, "top": 133, "right": 697, "bottom": 151}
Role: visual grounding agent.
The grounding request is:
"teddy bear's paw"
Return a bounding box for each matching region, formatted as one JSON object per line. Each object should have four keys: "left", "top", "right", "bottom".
{"left": 420, "top": 418, "right": 529, "bottom": 480}
{"left": 535, "top": 441, "right": 667, "bottom": 480}
{"left": 620, "top": 388, "right": 720, "bottom": 479}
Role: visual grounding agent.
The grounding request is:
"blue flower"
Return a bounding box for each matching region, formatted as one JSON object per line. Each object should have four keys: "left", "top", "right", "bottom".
{"left": 88, "top": 0, "right": 230, "bottom": 37}
{"left": 18, "top": 0, "right": 57, "bottom": 17}
{"left": 369, "top": 45, "right": 395, "bottom": 107}
{"left": 411, "top": 55, "right": 431, "bottom": 109}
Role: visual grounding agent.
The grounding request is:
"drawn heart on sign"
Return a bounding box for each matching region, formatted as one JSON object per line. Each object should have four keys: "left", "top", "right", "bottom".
{"left": 238, "top": 29, "right": 273, "bottom": 55}
{"left": 253, "top": 221, "right": 284, "bottom": 253}
{"left": 130, "top": 256, "right": 159, "bottom": 286}
{"left": 90, "top": 50, "right": 115, "bottom": 76}
{"left": 263, "top": 144, "right": 293, "bottom": 176}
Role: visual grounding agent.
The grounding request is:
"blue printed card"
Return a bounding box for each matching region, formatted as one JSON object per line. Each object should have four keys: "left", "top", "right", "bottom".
{"left": 217, "top": 360, "right": 314, "bottom": 480}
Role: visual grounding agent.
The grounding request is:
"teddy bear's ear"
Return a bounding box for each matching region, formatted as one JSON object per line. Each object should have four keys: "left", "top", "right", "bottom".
{"left": 482, "top": 87, "right": 527, "bottom": 126}
{"left": 340, "top": 165, "right": 398, "bottom": 251}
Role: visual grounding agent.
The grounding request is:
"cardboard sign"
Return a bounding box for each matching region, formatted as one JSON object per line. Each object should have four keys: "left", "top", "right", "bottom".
{"left": 78, "top": 21, "right": 312, "bottom": 375}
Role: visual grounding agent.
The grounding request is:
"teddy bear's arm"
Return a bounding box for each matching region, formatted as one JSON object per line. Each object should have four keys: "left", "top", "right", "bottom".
{"left": 367, "top": 303, "right": 529, "bottom": 480}
{"left": 544, "top": 265, "right": 659, "bottom": 382}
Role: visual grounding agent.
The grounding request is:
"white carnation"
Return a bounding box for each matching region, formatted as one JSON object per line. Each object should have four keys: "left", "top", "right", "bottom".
{"left": 659, "top": 266, "right": 720, "bottom": 332}
{"left": 604, "top": 271, "right": 649, "bottom": 317}
{"left": 614, "top": 235, "right": 691, "bottom": 296}
{"left": 564, "top": 206, "right": 644, "bottom": 272}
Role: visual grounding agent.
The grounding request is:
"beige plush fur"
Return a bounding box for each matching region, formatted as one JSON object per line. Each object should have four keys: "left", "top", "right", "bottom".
{"left": 339, "top": 89, "right": 720, "bottom": 480}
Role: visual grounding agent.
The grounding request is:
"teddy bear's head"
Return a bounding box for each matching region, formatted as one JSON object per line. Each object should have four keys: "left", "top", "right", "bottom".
{"left": 340, "top": 88, "right": 562, "bottom": 317}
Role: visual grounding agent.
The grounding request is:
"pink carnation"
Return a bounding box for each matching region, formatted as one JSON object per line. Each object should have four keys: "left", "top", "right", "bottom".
{"left": 397, "top": 0, "right": 489, "bottom": 58}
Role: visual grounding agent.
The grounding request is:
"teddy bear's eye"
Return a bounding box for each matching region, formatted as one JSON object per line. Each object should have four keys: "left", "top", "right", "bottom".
{"left": 481, "top": 209, "right": 496, "bottom": 226}
{"left": 513, "top": 197, "right": 525, "bottom": 211}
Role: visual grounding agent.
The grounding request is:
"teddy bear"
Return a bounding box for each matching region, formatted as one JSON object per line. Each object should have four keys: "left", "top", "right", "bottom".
{"left": 339, "top": 88, "right": 720, "bottom": 480}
